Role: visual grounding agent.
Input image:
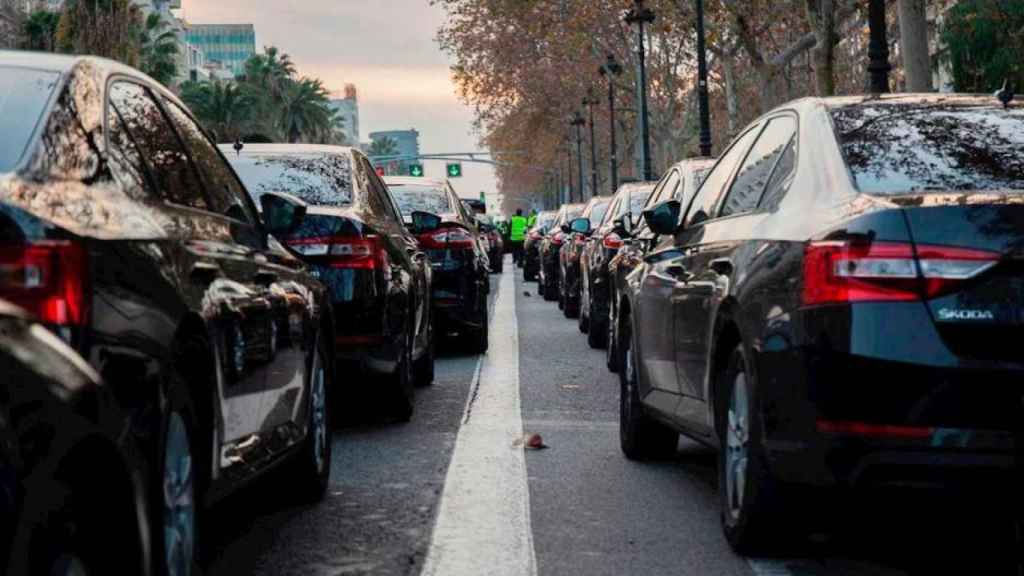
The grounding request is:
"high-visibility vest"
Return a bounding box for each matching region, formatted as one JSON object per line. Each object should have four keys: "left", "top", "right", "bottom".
{"left": 510, "top": 216, "right": 528, "bottom": 241}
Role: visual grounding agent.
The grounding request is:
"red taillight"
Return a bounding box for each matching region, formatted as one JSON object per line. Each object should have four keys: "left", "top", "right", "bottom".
{"left": 573, "top": 234, "right": 586, "bottom": 246}
{"left": 0, "top": 241, "right": 89, "bottom": 325}
{"left": 802, "top": 241, "right": 998, "bottom": 306}
{"left": 529, "top": 231, "right": 542, "bottom": 241}
{"left": 287, "top": 235, "right": 385, "bottom": 269}
{"left": 603, "top": 233, "right": 624, "bottom": 250}
{"left": 551, "top": 232, "right": 565, "bottom": 245}
{"left": 418, "top": 226, "right": 475, "bottom": 250}
{"left": 816, "top": 419, "right": 934, "bottom": 439}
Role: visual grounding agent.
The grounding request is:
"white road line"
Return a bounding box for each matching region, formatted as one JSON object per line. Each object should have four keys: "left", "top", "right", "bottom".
{"left": 421, "top": 258, "right": 538, "bottom": 576}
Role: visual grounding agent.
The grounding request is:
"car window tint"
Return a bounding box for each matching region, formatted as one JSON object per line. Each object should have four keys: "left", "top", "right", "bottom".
{"left": 759, "top": 135, "right": 798, "bottom": 211}
{"left": 162, "top": 99, "right": 256, "bottom": 223}
{"left": 363, "top": 158, "right": 401, "bottom": 223}
{"left": 629, "top": 188, "right": 654, "bottom": 214}
{"left": 684, "top": 126, "right": 761, "bottom": 228}
{"left": 652, "top": 171, "right": 681, "bottom": 209}
{"left": 588, "top": 200, "right": 610, "bottom": 225}
{"left": 719, "top": 116, "right": 797, "bottom": 218}
{"left": 831, "top": 102, "right": 1024, "bottom": 194}
{"left": 109, "top": 82, "right": 207, "bottom": 210}
{"left": 106, "top": 99, "right": 153, "bottom": 197}
{"left": 228, "top": 152, "right": 353, "bottom": 207}
{"left": 0, "top": 67, "right": 60, "bottom": 172}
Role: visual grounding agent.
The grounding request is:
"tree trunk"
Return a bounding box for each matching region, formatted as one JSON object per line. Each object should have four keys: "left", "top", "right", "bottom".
{"left": 898, "top": 0, "right": 932, "bottom": 92}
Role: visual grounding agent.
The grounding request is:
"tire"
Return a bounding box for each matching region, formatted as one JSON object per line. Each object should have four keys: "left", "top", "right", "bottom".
{"left": 389, "top": 337, "right": 415, "bottom": 423}
{"left": 542, "top": 270, "right": 558, "bottom": 301}
{"left": 606, "top": 303, "right": 619, "bottom": 373}
{"left": 718, "top": 344, "right": 792, "bottom": 555}
{"left": 157, "top": 374, "right": 202, "bottom": 576}
{"left": 465, "top": 297, "right": 489, "bottom": 354}
{"left": 290, "top": 336, "right": 332, "bottom": 502}
{"left": 413, "top": 330, "right": 436, "bottom": 387}
{"left": 618, "top": 315, "right": 678, "bottom": 460}
{"left": 578, "top": 278, "right": 590, "bottom": 334}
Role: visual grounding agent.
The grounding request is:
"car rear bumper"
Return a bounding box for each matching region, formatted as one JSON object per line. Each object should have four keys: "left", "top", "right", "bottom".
{"left": 431, "top": 266, "right": 483, "bottom": 331}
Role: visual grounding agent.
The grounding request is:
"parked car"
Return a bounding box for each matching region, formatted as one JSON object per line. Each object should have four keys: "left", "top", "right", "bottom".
{"left": 578, "top": 181, "right": 657, "bottom": 348}
{"left": 0, "top": 53, "right": 333, "bottom": 576}
{"left": 0, "top": 299, "right": 149, "bottom": 575}
{"left": 478, "top": 214, "right": 505, "bottom": 273}
{"left": 607, "top": 163, "right": 710, "bottom": 373}
{"left": 618, "top": 93, "right": 1024, "bottom": 554}
{"left": 524, "top": 210, "right": 556, "bottom": 281}
{"left": 384, "top": 176, "right": 490, "bottom": 353}
{"left": 224, "top": 144, "right": 434, "bottom": 419}
{"left": 539, "top": 204, "right": 585, "bottom": 302}
{"left": 559, "top": 196, "right": 611, "bottom": 318}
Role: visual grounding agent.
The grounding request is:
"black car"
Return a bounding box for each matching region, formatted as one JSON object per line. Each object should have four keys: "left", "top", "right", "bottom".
{"left": 558, "top": 196, "right": 611, "bottom": 319}
{"left": 578, "top": 182, "right": 656, "bottom": 348}
{"left": 618, "top": 94, "right": 1024, "bottom": 554}
{"left": 607, "top": 161, "right": 712, "bottom": 373}
{"left": 524, "top": 210, "right": 556, "bottom": 281}
{"left": 538, "top": 203, "right": 584, "bottom": 302}
{"left": 0, "top": 53, "right": 332, "bottom": 575}
{"left": 0, "top": 299, "right": 149, "bottom": 575}
{"left": 225, "top": 144, "right": 434, "bottom": 418}
{"left": 385, "top": 176, "right": 490, "bottom": 353}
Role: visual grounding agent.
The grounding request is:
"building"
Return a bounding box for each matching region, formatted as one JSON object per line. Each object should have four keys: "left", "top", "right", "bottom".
{"left": 369, "top": 129, "right": 420, "bottom": 176}
{"left": 185, "top": 23, "right": 256, "bottom": 78}
{"left": 327, "top": 84, "right": 360, "bottom": 146}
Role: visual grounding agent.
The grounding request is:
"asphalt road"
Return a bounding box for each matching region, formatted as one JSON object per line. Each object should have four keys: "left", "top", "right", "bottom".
{"left": 202, "top": 256, "right": 1020, "bottom": 576}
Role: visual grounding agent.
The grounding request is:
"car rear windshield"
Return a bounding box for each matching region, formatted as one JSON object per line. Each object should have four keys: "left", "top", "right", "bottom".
{"left": 537, "top": 214, "right": 556, "bottom": 230}
{"left": 0, "top": 67, "right": 61, "bottom": 172}
{"left": 589, "top": 201, "right": 610, "bottom": 225}
{"left": 388, "top": 184, "right": 452, "bottom": 218}
{"left": 831, "top": 102, "right": 1024, "bottom": 195}
{"left": 228, "top": 153, "right": 353, "bottom": 206}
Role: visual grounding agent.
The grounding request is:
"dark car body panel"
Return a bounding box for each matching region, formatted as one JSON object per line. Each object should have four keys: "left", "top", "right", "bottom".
{"left": 560, "top": 197, "right": 611, "bottom": 312}
{"left": 524, "top": 211, "right": 556, "bottom": 280}
{"left": 539, "top": 204, "right": 584, "bottom": 295}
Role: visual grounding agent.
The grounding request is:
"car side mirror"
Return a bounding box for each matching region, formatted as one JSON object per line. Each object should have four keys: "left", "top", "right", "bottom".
{"left": 569, "top": 217, "right": 592, "bottom": 236}
{"left": 613, "top": 214, "right": 634, "bottom": 237}
{"left": 642, "top": 200, "right": 681, "bottom": 236}
{"left": 260, "top": 192, "right": 307, "bottom": 236}
{"left": 411, "top": 211, "right": 442, "bottom": 234}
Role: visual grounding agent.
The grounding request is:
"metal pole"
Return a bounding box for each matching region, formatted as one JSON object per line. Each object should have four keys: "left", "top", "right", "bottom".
{"left": 601, "top": 54, "right": 623, "bottom": 194}
{"left": 695, "top": 0, "right": 712, "bottom": 156}
{"left": 626, "top": 1, "right": 656, "bottom": 182}
{"left": 572, "top": 112, "right": 586, "bottom": 204}
{"left": 584, "top": 93, "right": 599, "bottom": 199}
{"left": 868, "top": 0, "right": 892, "bottom": 94}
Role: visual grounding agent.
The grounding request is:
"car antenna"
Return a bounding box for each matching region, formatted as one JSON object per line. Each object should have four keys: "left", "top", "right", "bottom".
{"left": 233, "top": 138, "right": 244, "bottom": 155}
{"left": 995, "top": 79, "right": 1015, "bottom": 109}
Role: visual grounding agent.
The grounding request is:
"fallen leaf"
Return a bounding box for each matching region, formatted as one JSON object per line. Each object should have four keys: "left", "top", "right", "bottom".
{"left": 523, "top": 291, "right": 532, "bottom": 297}
{"left": 525, "top": 433, "right": 547, "bottom": 450}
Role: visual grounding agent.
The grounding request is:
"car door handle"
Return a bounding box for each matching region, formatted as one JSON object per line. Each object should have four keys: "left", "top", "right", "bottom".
{"left": 710, "top": 258, "right": 733, "bottom": 276}
{"left": 190, "top": 261, "right": 221, "bottom": 283}
{"left": 255, "top": 269, "right": 278, "bottom": 285}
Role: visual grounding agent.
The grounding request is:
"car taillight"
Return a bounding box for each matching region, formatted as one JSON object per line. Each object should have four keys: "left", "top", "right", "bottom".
{"left": 287, "top": 235, "right": 385, "bottom": 269}
{"left": 802, "top": 241, "right": 998, "bottom": 306}
{"left": 573, "top": 234, "right": 587, "bottom": 246}
{"left": 417, "top": 227, "right": 475, "bottom": 250}
{"left": 529, "top": 231, "right": 542, "bottom": 241}
{"left": 0, "top": 241, "right": 89, "bottom": 325}
{"left": 552, "top": 232, "right": 565, "bottom": 245}
{"left": 603, "top": 233, "right": 623, "bottom": 250}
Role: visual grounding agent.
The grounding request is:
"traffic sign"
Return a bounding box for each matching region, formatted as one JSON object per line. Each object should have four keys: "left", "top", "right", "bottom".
{"left": 409, "top": 163, "right": 424, "bottom": 177}
{"left": 447, "top": 163, "right": 463, "bottom": 178}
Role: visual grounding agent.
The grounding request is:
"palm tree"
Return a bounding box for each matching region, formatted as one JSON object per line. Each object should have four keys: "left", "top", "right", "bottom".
{"left": 368, "top": 137, "right": 399, "bottom": 158}
{"left": 243, "top": 46, "right": 296, "bottom": 100}
{"left": 180, "top": 80, "right": 255, "bottom": 142}
{"left": 138, "top": 12, "right": 178, "bottom": 85}
{"left": 278, "top": 77, "right": 332, "bottom": 143}
{"left": 23, "top": 10, "right": 60, "bottom": 51}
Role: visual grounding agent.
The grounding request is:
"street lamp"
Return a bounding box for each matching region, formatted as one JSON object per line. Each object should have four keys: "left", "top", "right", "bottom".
{"left": 564, "top": 136, "right": 574, "bottom": 204}
{"left": 570, "top": 111, "right": 586, "bottom": 203}
{"left": 599, "top": 53, "right": 623, "bottom": 194}
{"left": 695, "top": 0, "right": 712, "bottom": 157}
{"left": 867, "top": 0, "right": 891, "bottom": 94}
{"left": 583, "top": 90, "right": 600, "bottom": 200}
{"left": 624, "top": 0, "right": 656, "bottom": 182}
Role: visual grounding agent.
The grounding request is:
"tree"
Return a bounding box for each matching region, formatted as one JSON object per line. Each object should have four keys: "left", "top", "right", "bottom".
{"left": 56, "top": 0, "right": 142, "bottom": 66}
{"left": 368, "top": 137, "right": 399, "bottom": 157}
{"left": 278, "top": 77, "right": 333, "bottom": 144}
{"left": 243, "top": 46, "right": 296, "bottom": 100}
{"left": 139, "top": 11, "right": 179, "bottom": 86}
{"left": 941, "top": 0, "right": 1024, "bottom": 93}
{"left": 898, "top": 0, "right": 932, "bottom": 92}
{"left": 23, "top": 10, "right": 60, "bottom": 51}
{"left": 180, "top": 80, "right": 255, "bottom": 142}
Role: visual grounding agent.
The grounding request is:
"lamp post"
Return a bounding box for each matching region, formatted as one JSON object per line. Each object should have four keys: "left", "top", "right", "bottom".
{"left": 564, "top": 137, "right": 574, "bottom": 204}
{"left": 695, "top": 0, "right": 712, "bottom": 156}
{"left": 571, "top": 111, "right": 586, "bottom": 203}
{"left": 583, "top": 90, "right": 600, "bottom": 200}
{"left": 599, "top": 53, "right": 623, "bottom": 194}
{"left": 624, "top": 0, "right": 656, "bottom": 181}
{"left": 867, "top": 0, "right": 891, "bottom": 94}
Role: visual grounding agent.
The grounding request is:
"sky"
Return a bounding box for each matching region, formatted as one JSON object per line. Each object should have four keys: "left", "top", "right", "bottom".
{"left": 179, "top": 0, "right": 498, "bottom": 203}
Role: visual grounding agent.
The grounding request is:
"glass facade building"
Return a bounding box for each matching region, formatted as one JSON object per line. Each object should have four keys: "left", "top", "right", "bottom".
{"left": 185, "top": 24, "right": 256, "bottom": 78}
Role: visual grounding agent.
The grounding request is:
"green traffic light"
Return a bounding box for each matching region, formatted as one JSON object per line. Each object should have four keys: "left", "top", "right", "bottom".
{"left": 447, "top": 163, "right": 462, "bottom": 178}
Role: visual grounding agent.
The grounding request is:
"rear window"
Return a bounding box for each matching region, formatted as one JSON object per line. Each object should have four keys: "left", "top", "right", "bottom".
{"left": 388, "top": 184, "right": 452, "bottom": 218}
{"left": 589, "top": 201, "right": 610, "bottom": 225}
{"left": 228, "top": 153, "right": 353, "bottom": 206}
{"left": 831, "top": 103, "right": 1024, "bottom": 195}
{"left": 0, "top": 67, "right": 61, "bottom": 172}
{"left": 629, "top": 189, "right": 652, "bottom": 214}
{"left": 537, "top": 213, "right": 556, "bottom": 231}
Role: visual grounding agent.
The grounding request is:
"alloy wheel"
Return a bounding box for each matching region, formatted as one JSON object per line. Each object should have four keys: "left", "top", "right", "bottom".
{"left": 310, "top": 349, "right": 328, "bottom": 474}
{"left": 725, "top": 372, "right": 750, "bottom": 523}
{"left": 163, "top": 411, "right": 194, "bottom": 576}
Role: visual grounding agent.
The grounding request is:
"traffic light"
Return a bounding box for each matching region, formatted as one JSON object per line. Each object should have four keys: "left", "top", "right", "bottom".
{"left": 446, "top": 163, "right": 463, "bottom": 178}
{"left": 409, "top": 163, "right": 424, "bottom": 177}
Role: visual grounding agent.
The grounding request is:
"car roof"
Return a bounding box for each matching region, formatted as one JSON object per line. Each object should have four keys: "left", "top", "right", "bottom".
{"left": 383, "top": 176, "right": 449, "bottom": 187}
{"left": 219, "top": 143, "right": 357, "bottom": 156}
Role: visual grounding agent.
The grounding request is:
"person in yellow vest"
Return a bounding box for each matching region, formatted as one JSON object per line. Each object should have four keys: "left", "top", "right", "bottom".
{"left": 509, "top": 209, "right": 528, "bottom": 266}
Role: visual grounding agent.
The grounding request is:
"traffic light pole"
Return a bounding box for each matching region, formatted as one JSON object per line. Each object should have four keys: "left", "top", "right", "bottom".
{"left": 571, "top": 112, "right": 586, "bottom": 204}
{"left": 584, "top": 92, "right": 600, "bottom": 200}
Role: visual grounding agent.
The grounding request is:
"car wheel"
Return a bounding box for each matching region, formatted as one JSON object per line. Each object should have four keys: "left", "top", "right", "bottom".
{"left": 543, "top": 271, "right": 558, "bottom": 301}
{"left": 390, "top": 337, "right": 415, "bottom": 423}
{"left": 587, "top": 297, "right": 606, "bottom": 350}
{"left": 578, "top": 279, "right": 590, "bottom": 334}
{"left": 718, "top": 344, "right": 790, "bottom": 555}
{"left": 290, "top": 336, "right": 332, "bottom": 501}
{"left": 606, "top": 303, "right": 619, "bottom": 372}
{"left": 158, "top": 381, "right": 200, "bottom": 576}
{"left": 465, "top": 296, "right": 489, "bottom": 354}
{"left": 618, "top": 315, "right": 678, "bottom": 460}
{"left": 564, "top": 277, "right": 579, "bottom": 319}
{"left": 414, "top": 329, "right": 436, "bottom": 387}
